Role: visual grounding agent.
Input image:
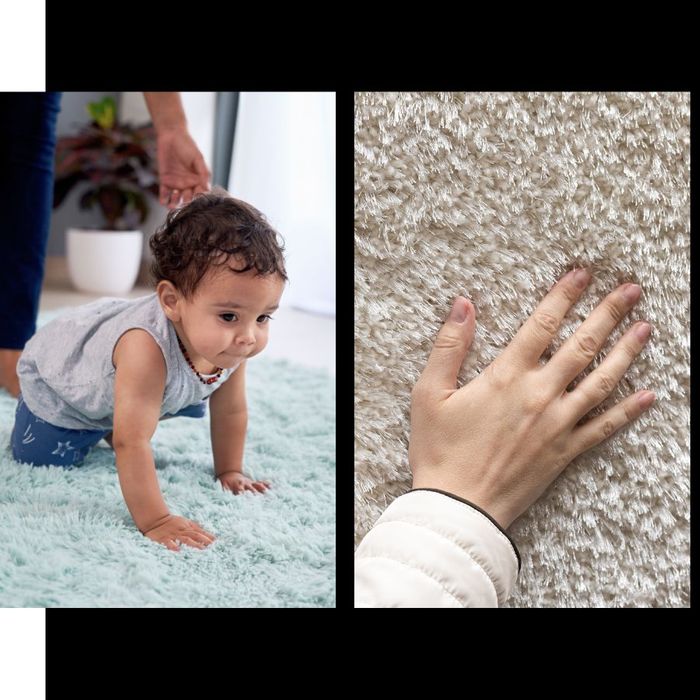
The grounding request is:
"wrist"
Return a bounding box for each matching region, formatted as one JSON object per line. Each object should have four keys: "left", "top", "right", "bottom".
{"left": 411, "top": 479, "right": 512, "bottom": 529}
{"left": 139, "top": 511, "right": 171, "bottom": 535}
{"left": 155, "top": 123, "right": 189, "bottom": 137}
{"left": 215, "top": 469, "right": 244, "bottom": 479}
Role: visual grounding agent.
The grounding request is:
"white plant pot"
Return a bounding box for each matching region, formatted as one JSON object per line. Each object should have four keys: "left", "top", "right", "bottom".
{"left": 67, "top": 228, "right": 143, "bottom": 295}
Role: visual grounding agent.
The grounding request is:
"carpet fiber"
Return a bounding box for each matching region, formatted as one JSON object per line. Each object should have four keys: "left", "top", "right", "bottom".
{"left": 0, "top": 310, "right": 335, "bottom": 607}
{"left": 355, "top": 92, "right": 689, "bottom": 607}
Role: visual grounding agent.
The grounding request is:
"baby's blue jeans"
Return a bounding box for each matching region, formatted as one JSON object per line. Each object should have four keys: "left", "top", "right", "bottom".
{"left": 10, "top": 392, "right": 207, "bottom": 468}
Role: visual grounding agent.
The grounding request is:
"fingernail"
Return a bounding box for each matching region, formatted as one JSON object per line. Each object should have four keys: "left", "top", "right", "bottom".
{"left": 448, "top": 297, "right": 468, "bottom": 323}
{"left": 638, "top": 391, "right": 656, "bottom": 409}
{"left": 634, "top": 322, "right": 651, "bottom": 342}
{"left": 623, "top": 283, "right": 642, "bottom": 303}
{"left": 573, "top": 268, "right": 591, "bottom": 288}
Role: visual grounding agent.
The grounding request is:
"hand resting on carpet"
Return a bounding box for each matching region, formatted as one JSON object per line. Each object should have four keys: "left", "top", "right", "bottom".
{"left": 216, "top": 469, "right": 271, "bottom": 494}
{"left": 142, "top": 514, "right": 216, "bottom": 552}
{"left": 409, "top": 267, "right": 655, "bottom": 530}
{"left": 355, "top": 267, "right": 656, "bottom": 607}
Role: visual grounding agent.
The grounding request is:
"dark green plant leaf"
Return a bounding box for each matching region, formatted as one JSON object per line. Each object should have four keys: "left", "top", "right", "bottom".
{"left": 54, "top": 172, "right": 89, "bottom": 208}
{"left": 78, "top": 188, "right": 98, "bottom": 211}
{"left": 53, "top": 99, "right": 159, "bottom": 229}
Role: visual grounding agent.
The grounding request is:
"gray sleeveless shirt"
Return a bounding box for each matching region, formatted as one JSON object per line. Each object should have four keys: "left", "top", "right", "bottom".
{"left": 17, "top": 293, "right": 238, "bottom": 430}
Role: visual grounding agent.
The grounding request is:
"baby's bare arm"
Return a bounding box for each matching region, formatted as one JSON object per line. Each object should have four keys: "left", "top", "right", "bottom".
{"left": 114, "top": 443, "right": 169, "bottom": 533}
{"left": 112, "top": 330, "right": 170, "bottom": 532}
{"left": 111, "top": 330, "right": 216, "bottom": 549}
{"left": 210, "top": 359, "right": 248, "bottom": 477}
{"left": 114, "top": 446, "right": 215, "bottom": 551}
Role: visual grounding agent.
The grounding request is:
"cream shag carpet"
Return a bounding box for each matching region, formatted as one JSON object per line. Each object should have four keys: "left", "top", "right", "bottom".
{"left": 354, "top": 92, "right": 689, "bottom": 608}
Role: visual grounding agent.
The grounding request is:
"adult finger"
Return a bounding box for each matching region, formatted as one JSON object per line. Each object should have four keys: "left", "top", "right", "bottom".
{"left": 505, "top": 268, "right": 591, "bottom": 369}
{"left": 163, "top": 188, "right": 180, "bottom": 209}
{"left": 194, "top": 155, "right": 211, "bottom": 182}
{"left": 544, "top": 282, "right": 642, "bottom": 393}
{"left": 568, "top": 390, "right": 656, "bottom": 458}
{"left": 415, "top": 296, "right": 475, "bottom": 393}
{"left": 563, "top": 320, "right": 652, "bottom": 422}
{"left": 179, "top": 187, "right": 194, "bottom": 205}
{"left": 159, "top": 184, "right": 172, "bottom": 207}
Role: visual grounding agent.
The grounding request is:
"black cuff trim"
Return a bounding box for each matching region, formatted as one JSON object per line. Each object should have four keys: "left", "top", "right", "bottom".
{"left": 408, "top": 488, "right": 522, "bottom": 573}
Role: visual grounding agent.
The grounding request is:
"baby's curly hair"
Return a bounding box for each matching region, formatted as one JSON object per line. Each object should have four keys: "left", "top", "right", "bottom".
{"left": 149, "top": 186, "right": 288, "bottom": 299}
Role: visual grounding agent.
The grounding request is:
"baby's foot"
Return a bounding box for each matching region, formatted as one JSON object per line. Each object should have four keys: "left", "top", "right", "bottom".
{"left": 0, "top": 349, "right": 21, "bottom": 398}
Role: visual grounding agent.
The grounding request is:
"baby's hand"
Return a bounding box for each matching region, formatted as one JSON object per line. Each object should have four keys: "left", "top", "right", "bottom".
{"left": 217, "top": 470, "right": 271, "bottom": 495}
{"left": 142, "top": 514, "right": 216, "bottom": 551}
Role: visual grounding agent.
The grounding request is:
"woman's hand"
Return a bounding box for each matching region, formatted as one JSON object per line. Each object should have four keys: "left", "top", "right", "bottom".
{"left": 409, "top": 268, "right": 655, "bottom": 530}
{"left": 156, "top": 127, "right": 211, "bottom": 208}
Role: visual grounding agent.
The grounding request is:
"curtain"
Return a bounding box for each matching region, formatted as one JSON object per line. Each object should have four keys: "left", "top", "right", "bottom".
{"left": 212, "top": 92, "right": 239, "bottom": 188}
{"left": 228, "top": 92, "right": 335, "bottom": 317}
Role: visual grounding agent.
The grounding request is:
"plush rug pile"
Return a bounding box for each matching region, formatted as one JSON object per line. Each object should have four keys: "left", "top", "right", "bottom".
{"left": 354, "top": 92, "right": 689, "bottom": 607}
{"left": 0, "top": 310, "right": 335, "bottom": 607}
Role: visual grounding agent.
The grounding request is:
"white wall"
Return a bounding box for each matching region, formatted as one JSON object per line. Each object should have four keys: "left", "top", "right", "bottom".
{"left": 228, "top": 92, "right": 335, "bottom": 317}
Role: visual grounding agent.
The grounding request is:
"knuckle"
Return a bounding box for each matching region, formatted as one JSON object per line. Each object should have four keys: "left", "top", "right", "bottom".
{"left": 560, "top": 283, "right": 580, "bottom": 305}
{"left": 524, "top": 390, "right": 550, "bottom": 415}
{"left": 623, "top": 400, "right": 637, "bottom": 423}
{"left": 603, "top": 298, "right": 624, "bottom": 325}
{"left": 551, "top": 453, "right": 570, "bottom": 475}
{"left": 596, "top": 371, "right": 617, "bottom": 396}
{"left": 433, "top": 332, "right": 463, "bottom": 351}
{"left": 484, "top": 358, "right": 512, "bottom": 391}
{"left": 532, "top": 311, "right": 560, "bottom": 338}
{"left": 601, "top": 418, "right": 617, "bottom": 438}
{"left": 573, "top": 331, "right": 598, "bottom": 360}
{"left": 621, "top": 340, "right": 638, "bottom": 362}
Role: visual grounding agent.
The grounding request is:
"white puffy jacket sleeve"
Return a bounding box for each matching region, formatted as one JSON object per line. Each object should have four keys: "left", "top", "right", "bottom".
{"left": 355, "top": 489, "right": 521, "bottom": 607}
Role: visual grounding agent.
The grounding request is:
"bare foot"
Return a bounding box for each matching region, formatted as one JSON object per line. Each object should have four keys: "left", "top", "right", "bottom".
{"left": 0, "top": 349, "right": 21, "bottom": 398}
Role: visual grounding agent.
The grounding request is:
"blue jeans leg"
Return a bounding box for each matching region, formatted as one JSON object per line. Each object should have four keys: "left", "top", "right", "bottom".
{"left": 161, "top": 400, "right": 208, "bottom": 419}
{"left": 11, "top": 393, "right": 107, "bottom": 468}
{"left": 10, "top": 395, "right": 208, "bottom": 468}
{"left": 0, "top": 92, "right": 62, "bottom": 349}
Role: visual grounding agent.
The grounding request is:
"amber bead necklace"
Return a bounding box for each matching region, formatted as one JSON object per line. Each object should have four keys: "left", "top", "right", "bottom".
{"left": 176, "top": 332, "right": 223, "bottom": 385}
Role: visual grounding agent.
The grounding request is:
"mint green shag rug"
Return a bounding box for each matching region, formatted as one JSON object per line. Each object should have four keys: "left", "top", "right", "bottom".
{"left": 0, "top": 312, "right": 335, "bottom": 608}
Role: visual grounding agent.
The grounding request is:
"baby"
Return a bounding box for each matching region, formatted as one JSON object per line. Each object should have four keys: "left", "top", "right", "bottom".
{"left": 10, "top": 187, "right": 287, "bottom": 552}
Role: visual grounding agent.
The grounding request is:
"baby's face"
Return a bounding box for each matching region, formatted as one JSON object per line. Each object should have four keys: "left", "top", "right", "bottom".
{"left": 172, "top": 263, "right": 285, "bottom": 370}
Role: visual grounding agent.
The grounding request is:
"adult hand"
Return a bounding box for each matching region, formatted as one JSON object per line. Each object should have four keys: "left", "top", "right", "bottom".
{"left": 409, "top": 268, "right": 655, "bottom": 530}
{"left": 156, "top": 127, "right": 211, "bottom": 209}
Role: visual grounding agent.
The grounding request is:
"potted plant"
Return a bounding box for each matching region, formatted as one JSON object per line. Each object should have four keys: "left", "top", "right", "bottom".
{"left": 53, "top": 96, "right": 160, "bottom": 295}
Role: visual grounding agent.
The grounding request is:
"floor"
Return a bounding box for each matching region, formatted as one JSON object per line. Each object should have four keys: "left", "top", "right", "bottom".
{"left": 39, "top": 257, "right": 335, "bottom": 377}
